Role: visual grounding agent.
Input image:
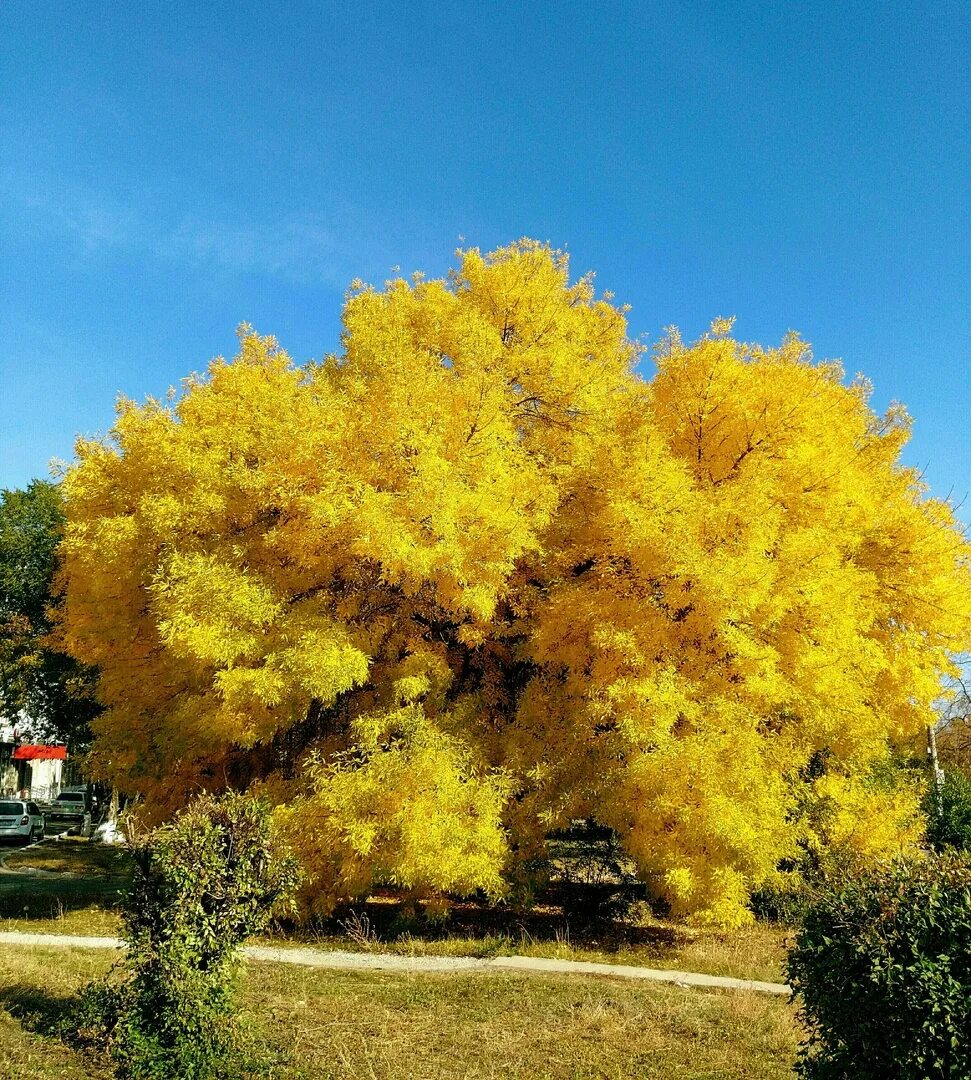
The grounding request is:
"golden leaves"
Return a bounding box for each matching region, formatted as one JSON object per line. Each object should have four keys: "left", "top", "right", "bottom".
{"left": 59, "top": 241, "right": 971, "bottom": 925}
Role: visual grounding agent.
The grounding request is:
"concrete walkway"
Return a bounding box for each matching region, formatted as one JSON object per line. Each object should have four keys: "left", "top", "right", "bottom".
{"left": 0, "top": 931, "right": 790, "bottom": 997}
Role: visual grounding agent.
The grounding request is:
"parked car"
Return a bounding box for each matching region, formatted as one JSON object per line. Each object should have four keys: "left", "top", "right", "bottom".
{"left": 45, "top": 789, "right": 90, "bottom": 834}
{"left": 0, "top": 799, "right": 45, "bottom": 844}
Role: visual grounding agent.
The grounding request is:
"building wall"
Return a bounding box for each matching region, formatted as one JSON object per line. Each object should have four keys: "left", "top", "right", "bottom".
{"left": 28, "top": 758, "right": 64, "bottom": 802}
{"left": 0, "top": 743, "right": 70, "bottom": 799}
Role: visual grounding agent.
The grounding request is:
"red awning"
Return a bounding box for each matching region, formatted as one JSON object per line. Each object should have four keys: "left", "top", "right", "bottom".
{"left": 11, "top": 745, "right": 67, "bottom": 761}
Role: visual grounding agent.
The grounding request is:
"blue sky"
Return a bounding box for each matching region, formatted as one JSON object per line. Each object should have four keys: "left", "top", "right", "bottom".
{"left": 1, "top": 1, "right": 969, "bottom": 518}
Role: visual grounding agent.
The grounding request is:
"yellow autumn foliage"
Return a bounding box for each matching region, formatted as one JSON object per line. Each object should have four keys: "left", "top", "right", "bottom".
{"left": 59, "top": 241, "right": 971, "bottom": 925}
{"left": 276, "top": 706, "right": 511, "bottom": 914}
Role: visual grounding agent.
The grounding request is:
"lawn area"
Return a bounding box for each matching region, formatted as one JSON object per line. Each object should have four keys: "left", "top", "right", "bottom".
{"left": 0, "top": 839, "right": 130, "bottom": 934}
{"left": 1, "top": 839, "right": 790, "bottom": 984}
{"left": 1, "top": 841, "right": 131, "bottom": 879}
{"left": 0, "top": 944, "right": 798, "bottom": 1079}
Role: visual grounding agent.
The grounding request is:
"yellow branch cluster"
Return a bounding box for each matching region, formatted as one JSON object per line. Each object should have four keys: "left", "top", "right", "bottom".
{"left": 59, "top": 241, "right": 971, "bottom": 924}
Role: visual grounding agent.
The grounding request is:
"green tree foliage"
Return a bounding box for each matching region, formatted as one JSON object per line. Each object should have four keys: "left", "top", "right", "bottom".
{"left": 925, "top": 766, "right": 971, "bottom": 852}
{"left": 787, "top": 853, "right": 971, "bottom": 1079}
{"left": 81, "top": 792, "right": 300, "bottom": 1079}
{"left": 0, "top": 479, "right": 99, "bottom": 744}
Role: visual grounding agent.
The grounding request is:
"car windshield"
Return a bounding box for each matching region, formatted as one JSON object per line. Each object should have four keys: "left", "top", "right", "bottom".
{"left": 0, "top": 802, "right": 24, "bottom": 814}
{"left": 57, "top": 793, "right": 84, "bottom": 801}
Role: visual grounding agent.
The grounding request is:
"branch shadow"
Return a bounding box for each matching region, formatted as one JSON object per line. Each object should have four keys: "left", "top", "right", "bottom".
{"left": 0, "top": 983, "right": 82, "bottom": 1040}
{"left": 0, "top": 872, "right": 128, "bottom": 920}
{"left": 304, "top": 884, "right": 691, "bottom": 957}
{"left": 0, "top": 979, "right": 115, "bottom": 1079}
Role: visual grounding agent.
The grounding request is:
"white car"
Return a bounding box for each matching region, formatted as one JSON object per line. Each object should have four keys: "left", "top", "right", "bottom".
{"left": 0, "top": 799, "right": 45, "bottom": 844}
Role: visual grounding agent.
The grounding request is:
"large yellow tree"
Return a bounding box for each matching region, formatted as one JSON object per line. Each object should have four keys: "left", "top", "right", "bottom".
{"left": 59, "top": 242, "right": 971, "bottom": 924}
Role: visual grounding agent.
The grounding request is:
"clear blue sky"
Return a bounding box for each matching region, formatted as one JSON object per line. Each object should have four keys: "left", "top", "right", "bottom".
{"left": 2, "top": 1, "right": 969, "bottom": 518}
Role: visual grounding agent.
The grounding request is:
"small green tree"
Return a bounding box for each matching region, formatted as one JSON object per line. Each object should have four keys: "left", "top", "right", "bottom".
{"left": 84, "top": 792, "right": 299, "bottom": 1079}
{"left": 786, "top": 853, "right": 971, "bottom": 1079}
{"left": 0, "top": 479, "right": 100, "bottom": 746}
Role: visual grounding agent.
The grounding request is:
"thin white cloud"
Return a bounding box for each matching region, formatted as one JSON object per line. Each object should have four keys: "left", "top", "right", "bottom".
{"left": 15, "top": 182, "right": 143, "bottom": 253}
{"left": 155, "top": 212, "right": 348, "bottom": 286}
{"left": 3, "top": 171, "right": 448, "bottom": 289}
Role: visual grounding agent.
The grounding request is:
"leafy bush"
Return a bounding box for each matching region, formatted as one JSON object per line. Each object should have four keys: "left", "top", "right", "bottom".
{"left": 80, "top": 792, "right": 299, "bottom": 1079}
{"left": 786, "top": 853, "right": 971, "bottom": 1079}
{"left": 925, "top": 767, "right": 971, "bottom": 852}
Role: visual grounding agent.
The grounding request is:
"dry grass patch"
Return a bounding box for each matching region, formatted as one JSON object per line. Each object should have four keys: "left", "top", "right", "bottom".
{"left": 2, "top": 901, "right": 788, "bottom": 986}
{"left": 250, "top": 962, "right": 798, "bottom": 1078}
{"left": 0, "top": 906, "right": 123, "bottom": 938}
{"left": 0, "top": 945, "right": 797, "bottom": 1079}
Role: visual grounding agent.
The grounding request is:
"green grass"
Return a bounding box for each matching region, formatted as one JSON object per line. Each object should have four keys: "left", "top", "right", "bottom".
{"left": 0, "top": 944, "right": 799, "bottom": 1079}
{"left": 0, "top": 838, "right": 130, "bottom": 932}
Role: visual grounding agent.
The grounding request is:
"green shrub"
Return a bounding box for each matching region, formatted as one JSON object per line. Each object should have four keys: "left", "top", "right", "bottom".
{"left": 748, "top": 873, "right": 809, "bottom": 925}
{"left": 925, "top": 767, "right": 971, "bottom": 852}
{"left": 786, "top": 852, "right": 971, "bottom": 1079}
{"left": 80, "top": 792, "right": 300, "bottom": 1079}
{"left": 750, "top": 849, "right": 874, "bottom": 926}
